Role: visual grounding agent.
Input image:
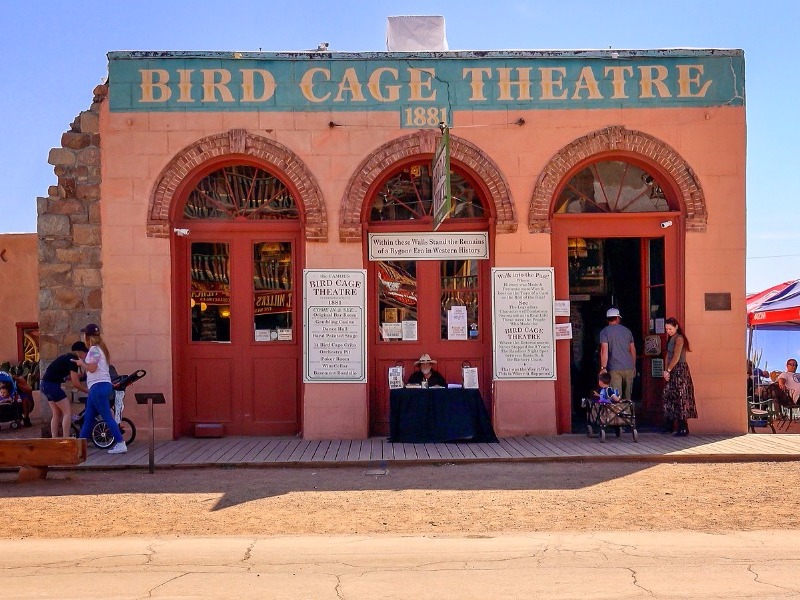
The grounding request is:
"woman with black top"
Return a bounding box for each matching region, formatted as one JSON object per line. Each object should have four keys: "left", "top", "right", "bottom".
{"left": 40, "top": 341, "right": 89, "bottom": 437}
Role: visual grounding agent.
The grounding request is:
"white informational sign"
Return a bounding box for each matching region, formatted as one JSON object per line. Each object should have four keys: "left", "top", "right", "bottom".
{"left": 381, "top": 322, "right": 402, "bottom": 340}
{"left": 554, "top": 300, "right": 571, "bottom": 317}
{"left": 492, "top": 268, "right": 556, "bottom": 380}
{"left": 401, "top": 320, "right": 418, "bottom": 341}
{"left": 388, "top": 365, "right": 405, "bottom": 389}
{"left": 554, "top": 323, "right": 573, "bottom": 339}
{"left": 368, "top": 232, "right": 489, "bottom": 261}
{"left": 448, "top": 305, "right": 468, "bottom": 340}
{"left": 303, "top": 270, "right": 367, "bottom": 383}
{"left": 462, "top": 367, "right": 479, "bottom": 389}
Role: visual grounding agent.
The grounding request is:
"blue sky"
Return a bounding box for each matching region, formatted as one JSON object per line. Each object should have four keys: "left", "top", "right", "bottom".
{"left": 1, "top": 0, "right": 797, "bottom": 298}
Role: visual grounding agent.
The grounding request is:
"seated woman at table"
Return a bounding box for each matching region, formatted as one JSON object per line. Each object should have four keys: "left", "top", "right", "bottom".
{"left": 407, "top": 354, "right": 447, "bottom": 388}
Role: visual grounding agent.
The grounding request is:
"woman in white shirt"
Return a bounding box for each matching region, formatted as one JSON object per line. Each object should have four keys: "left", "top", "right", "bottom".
{"left": 74, "top": 323, "right": 127, "bottom": 454}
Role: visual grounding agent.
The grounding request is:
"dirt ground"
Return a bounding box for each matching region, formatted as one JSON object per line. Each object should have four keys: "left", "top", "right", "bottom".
{"left": 1, "top": 460, "right": 797, "bottom": 538}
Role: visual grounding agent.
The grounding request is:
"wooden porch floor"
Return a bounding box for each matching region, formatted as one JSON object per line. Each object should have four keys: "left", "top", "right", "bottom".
{"left": 79, "top": 430, "right": 800, "bottom": 470}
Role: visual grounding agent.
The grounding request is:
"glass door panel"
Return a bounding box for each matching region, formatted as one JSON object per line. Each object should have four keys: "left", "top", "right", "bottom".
{"left": 253, "top": 241, "right": 293, "bottom": 342}
{"left": 377, "top": 260, "right": 418, "bottom": 342}
{"left": 440, "top": 259, "right": 481, "bottom": 340}
{"left": 646, "top": 238, "right": 666, "bottom": 333}
{"left": 190, "top": 242, "right": 231, "bottom": 342}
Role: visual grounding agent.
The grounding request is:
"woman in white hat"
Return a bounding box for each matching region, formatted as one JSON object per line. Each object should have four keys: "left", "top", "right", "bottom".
{"left": 407, "top": 354, "right": 447, "bottom": 388}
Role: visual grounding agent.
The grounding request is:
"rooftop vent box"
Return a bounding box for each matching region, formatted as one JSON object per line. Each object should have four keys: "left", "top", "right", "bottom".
{"left": 386, "top": 16, "right": 448, "bottom": 52}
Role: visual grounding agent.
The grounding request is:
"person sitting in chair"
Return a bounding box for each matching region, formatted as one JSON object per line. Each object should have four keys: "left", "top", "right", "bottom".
{"left": 407, "top": 354, "right": 447, "bottom": 388}
{"left": 777, "top": 358, "right": 800, "bottom": 399}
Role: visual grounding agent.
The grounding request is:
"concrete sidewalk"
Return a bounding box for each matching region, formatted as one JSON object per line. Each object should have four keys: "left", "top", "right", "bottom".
{"left": 4, "top": 532, "right": 800, "bottom": 599}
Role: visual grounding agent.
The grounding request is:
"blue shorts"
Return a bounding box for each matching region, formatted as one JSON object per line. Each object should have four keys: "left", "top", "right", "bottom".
{"left": 41, "top": 380, "right": 67, "bottom": 402}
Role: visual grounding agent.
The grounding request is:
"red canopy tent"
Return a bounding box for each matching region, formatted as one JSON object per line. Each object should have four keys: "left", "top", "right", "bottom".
{"left": 746, "top": 280, "right": 800, "bottom": 378}
{"left": 747, "top": 280, "right": 800, "bottom": 329}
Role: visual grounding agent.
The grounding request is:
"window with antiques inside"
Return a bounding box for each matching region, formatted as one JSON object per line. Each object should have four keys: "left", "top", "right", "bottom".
{"left": 554, "top": 160, "right": 670, "bottom": 214}
{"left": 371, "top": 163, "right": 486, "bottom": 342}
{"left": 183, "top": 164, "right": 298, "bottom": 343}
{"left": 183, "top": 165, "right": 299, "bottom": 220}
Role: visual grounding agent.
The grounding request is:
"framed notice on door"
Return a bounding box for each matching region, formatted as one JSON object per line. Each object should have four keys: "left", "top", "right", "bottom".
{"left": 491, "top": 268, "right": 556, "bottom": 380}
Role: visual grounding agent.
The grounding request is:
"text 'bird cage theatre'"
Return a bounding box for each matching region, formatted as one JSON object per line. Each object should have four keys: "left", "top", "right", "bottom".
{"left": 38, "top": 34, "right": 747, "bottom": 440}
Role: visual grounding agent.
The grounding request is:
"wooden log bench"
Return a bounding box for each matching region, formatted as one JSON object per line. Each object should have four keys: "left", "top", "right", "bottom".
{"left": 0, "top": 438, "right": 88, "bottom": 481}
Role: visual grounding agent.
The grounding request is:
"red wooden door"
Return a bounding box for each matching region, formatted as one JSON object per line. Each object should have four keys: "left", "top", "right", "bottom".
{"left": 174, "top": 227, "right": 301, "bottom": 436}
{"left": 368, "top": 249, "right": 493, "bottom": 436}
{"left": 553, "top": 214, "right": 681, "bottom": 433}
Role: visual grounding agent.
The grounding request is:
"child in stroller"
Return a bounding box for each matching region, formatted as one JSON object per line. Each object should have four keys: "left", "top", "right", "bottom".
{"left": 583, "top": 372, "right": 639, "bottom": 443}
{"left": 0, "top": 370, "right": 33, "bottom": 430}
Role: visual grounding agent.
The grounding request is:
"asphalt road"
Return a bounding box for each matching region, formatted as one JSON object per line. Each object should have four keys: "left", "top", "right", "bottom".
{"left": 5, "top": 532, "right": 800, "bottom": 599}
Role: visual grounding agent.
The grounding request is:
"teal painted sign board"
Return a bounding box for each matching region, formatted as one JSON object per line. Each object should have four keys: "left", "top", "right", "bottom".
{"left": 108, "top": 50, "right": 744, "bottom": 119}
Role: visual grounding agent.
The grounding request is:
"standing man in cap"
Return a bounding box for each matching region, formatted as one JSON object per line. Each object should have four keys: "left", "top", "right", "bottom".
{"left": 598, "top": 308, "right": 637, "bottom": 401}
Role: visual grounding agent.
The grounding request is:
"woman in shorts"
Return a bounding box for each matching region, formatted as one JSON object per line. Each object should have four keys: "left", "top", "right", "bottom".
{"left": 40, "top": 341, "right": 89, "bottom": 437}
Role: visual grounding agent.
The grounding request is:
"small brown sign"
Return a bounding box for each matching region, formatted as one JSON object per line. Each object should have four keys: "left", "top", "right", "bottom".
{"left": 704, "top": 293, "right": 732, "bottom": 311}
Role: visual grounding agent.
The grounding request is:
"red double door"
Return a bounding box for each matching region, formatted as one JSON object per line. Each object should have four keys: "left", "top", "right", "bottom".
{"left": 368, "top": 253, "right": 493, "bottom": 436}
{"left": 173, "top": 226, "right": 302, "bottom": 437}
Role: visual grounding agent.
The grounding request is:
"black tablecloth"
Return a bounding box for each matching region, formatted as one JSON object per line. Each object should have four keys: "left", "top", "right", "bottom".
{"left": 389, "top": 388, "right": 498, "bottom": 443}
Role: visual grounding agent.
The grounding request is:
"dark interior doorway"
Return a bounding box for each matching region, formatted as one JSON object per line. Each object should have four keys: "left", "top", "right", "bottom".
{"left": 569, "top": 238, "right": 646, "bottom": 432}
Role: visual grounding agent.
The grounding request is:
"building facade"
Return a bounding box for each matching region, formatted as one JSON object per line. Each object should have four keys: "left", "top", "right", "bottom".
{"left": 38, "top": 49, "right": 747, "bottom": 440}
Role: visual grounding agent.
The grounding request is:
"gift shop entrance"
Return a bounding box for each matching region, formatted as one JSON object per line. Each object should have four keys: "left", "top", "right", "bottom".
{"left": 365, "top": 161, "right": 493, "bottom": 437}
{"left": 551, "top": 160, "right": 683, "bottom": 433}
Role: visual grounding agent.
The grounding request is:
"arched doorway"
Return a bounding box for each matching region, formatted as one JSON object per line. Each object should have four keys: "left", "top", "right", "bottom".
{"left": 366, "top": 161, "right": 494, "bottom": 436}
{"left": 551, "top": 158, "right": 683, "bottom": 432}
{"left": 171, "top": 162, "right": 304, "bottom": 437}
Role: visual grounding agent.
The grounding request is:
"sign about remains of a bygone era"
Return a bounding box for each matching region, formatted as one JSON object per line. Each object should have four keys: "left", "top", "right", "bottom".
{"left": 303, "top": 270, "right": 367, "bottom": 383}
{"left": 492, "top": 268, "right": 556, "bottom": 380}
{"left": 368, "top": 232, "right": 488, "bottom": 261}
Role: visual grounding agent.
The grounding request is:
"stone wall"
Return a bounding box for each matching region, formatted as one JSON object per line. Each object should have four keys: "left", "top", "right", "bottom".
{"left": 37, "top": 84, "right": 107, "bottom": 360}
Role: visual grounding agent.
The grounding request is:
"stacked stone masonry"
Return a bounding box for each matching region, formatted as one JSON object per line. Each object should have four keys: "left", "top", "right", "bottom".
{"left": 38, "top": 84, "right": 107, "bottom": 360}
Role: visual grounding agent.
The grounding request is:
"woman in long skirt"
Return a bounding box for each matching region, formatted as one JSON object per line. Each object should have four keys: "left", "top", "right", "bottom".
{"left": 662, "top": 317, "right": 698, "bottom": 436}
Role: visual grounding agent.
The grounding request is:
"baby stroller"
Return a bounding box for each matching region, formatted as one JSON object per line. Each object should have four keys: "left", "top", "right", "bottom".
{"left": 582, "top": 393, "right": 639, "bottom": 443}
{"left": 0, "top": 371, "right": 25, "bottom": 430}
{"left": 71, "top": 368, "right": 146, "bottom": 448}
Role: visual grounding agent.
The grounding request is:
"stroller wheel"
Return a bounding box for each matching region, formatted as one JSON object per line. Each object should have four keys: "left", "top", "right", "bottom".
{"left": 632, "top": 429, "right": 639, "bottom": 443}
{"left": 586, "top": 424, "right": 593, "bottom": 438}
{"left": 615, "top": 427, "right": 621, "bottom": 438}
{"left": 10, "top": 421, "right": 19, "bottom": 430}
{"left": 91, "top": 420, "right": 116, "bottom": 449}
{"left": 599, "top": 429, "right": 606, "bottom": 443}
{"left": 118, "top": 417, "right": 136, "bottom": 445}
{"left": 70, "top": 424, "right": 80, "bottom": 438}
{"left": 91, "top": 418, "right": 136, "bottom": 448}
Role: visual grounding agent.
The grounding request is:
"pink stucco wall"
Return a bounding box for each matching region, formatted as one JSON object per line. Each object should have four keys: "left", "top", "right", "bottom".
{"left": 0, "top": 233, "right": 38, "bottom": 364}
{"left": 99, "top": 98, "right": 746, "bottom": 439}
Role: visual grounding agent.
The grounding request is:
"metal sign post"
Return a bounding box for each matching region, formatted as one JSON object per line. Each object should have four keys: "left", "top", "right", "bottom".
{"left": 134, "top": 393, "right": 166, "bottom": 474}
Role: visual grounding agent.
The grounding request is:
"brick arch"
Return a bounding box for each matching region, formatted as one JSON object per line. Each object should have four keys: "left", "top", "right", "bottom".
{"left": 339, "top": 130, "right": 516, "bottom": 242}
{"left": 528, "top": 125, "right": 707, "bottom": 233}
{"left": 147, "top": 129, "right": 327, "bottom": 241}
